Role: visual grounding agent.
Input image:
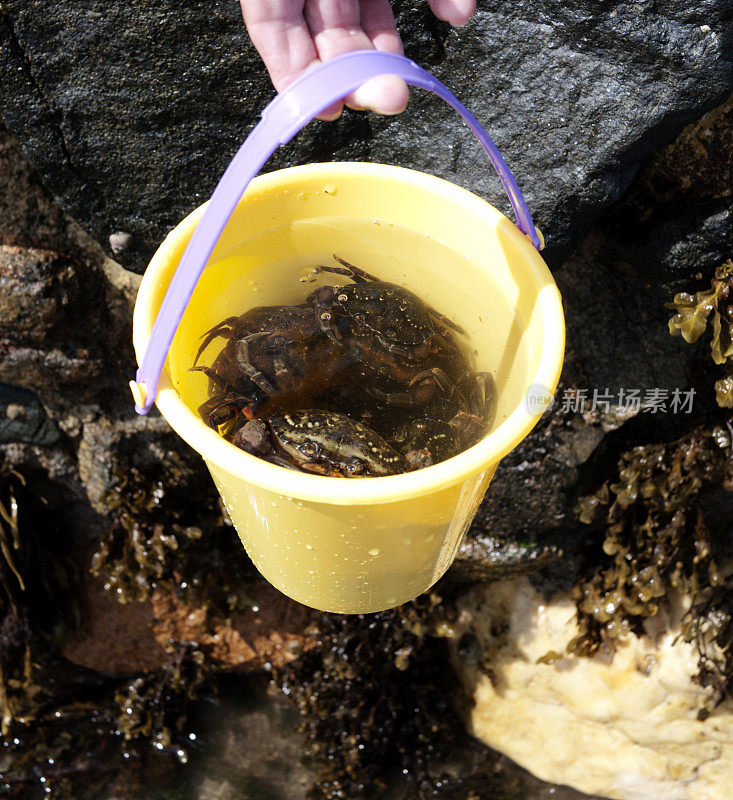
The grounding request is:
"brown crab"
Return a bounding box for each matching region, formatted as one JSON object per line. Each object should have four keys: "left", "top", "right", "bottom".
{"left": 191, "top": 304, "right": 345, "bottom": 434}
{"left": 308, "top": 257, "right": 465, "bottom": 358}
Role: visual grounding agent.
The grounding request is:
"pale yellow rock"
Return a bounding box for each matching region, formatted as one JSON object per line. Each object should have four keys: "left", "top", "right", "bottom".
{"left": 452, "top": 578, "right": 733, "bottom": 800}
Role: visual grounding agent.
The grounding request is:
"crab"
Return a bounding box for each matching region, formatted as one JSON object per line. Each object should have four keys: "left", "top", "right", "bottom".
{"left": 191, "top": 259, "right": 495, "bottom": 469}
{"left": 304, "top": 257, "right": 483, "bottom": 413}
{"left": 387, "top": 371, "right": 496, "bottom": 467}
{"left": 307, "top": 256, "right": 465, "bottom": 358}
{"left": 191, "top": 304, "right": 346, "bottom": 434}
{"left": 232, "top": 409, "right": 406, "bottom": 477}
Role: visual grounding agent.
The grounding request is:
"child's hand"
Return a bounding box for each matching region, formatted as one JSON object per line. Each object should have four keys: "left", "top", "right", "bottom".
{"left": 240, "top": 1, "right": 475, "bottom": 120}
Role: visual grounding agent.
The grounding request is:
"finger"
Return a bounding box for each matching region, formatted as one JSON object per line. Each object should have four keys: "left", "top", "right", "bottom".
{"left": 240, "top": 1, "right": 343, "bottom": 120}
{"left": 305, "top": 0, "right": 408, "bottom": 114}
{"left": 356, "top": 0, "right": 403, "bottom": 56}
{"left": 428, "top": 0, "right": 476, "bottom": 26}
{"left": 304, "top": 0, "right": 374, "bottom": 59}
{"left": 347, "top": 74, "right": 408, "bottom": 115}
{"left": 355, "top": 1, "right": 407, "bottom": 113}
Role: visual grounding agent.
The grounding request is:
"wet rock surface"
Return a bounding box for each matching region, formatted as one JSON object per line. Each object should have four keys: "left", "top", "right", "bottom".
{"left": 63, "top": 573, "right": 317, "bottom": 675}
{"left": 0, "top": 383, "right": 60, "bottom": 445}
{"left": 0, "top": 1, "right": 730, "bottom": 271}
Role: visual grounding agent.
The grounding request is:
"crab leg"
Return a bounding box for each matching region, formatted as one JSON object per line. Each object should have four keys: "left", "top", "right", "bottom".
{"left": 232, "top": 337, "right": 277, "bottom": 395}
{"left": 193, "top": 316, "right": 239, "bottom": 367}
{"left": 370, "top": 367, "right": 456, "bottom": 408}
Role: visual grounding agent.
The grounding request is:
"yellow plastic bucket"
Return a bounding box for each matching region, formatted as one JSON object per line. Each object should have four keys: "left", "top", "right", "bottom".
{"left": 132, "top": 161, "right": 564, "bottom": 613}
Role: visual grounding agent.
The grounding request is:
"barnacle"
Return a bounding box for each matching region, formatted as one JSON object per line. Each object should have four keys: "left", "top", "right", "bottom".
{"left": 273, "top": 594, "right": 460, "bottom": 800}
{"left": 667, "top": 260, "right": 733, "bottom": 406}
{"left": 571, "top": 429, "right": 732, "bottom": 711}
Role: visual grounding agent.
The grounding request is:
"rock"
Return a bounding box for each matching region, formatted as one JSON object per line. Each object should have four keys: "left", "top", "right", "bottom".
{"left": 0, "top": 340, "right": 104, "bottom": 397}
{"left": 449, "top": 531, "right": 563, "bottom": 584}
{"left": 108, "top": 232, "right": 132, "bottom": 256}
{"left": 0, "top": 382, "right": 60, "bottom": 445}
{"left": 76, "top": 414, "right": 197, "bottom": 513}
{"left": 451, "top": 578, "right": 733, "bottom": 800}
{"left": 0, "top": 441, "right": 108, "bottom": 545}
{"left": 62, "top": 576, "right": 170, "bottom": 674}
{"left": 0, "top": 245, "right": 77, "bottom": 342}
{"left": 0, "top": 121, "right": 89, "bottom": 256}
{"left": 0, "top": 2, "right": 730, "bottom": 271}
{"left": 155, "top": 674, "right": 314, "bottom": 800}
{"left": 469, "top": 387, "right": 607, "bottom": 538}
{"left": 63, "top": 572, "right": 317, "bottom": 674}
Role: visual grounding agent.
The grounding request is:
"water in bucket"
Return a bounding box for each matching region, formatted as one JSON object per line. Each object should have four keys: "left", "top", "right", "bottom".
{"left": 168, "top": 216, "right": 531, "bottom": 440}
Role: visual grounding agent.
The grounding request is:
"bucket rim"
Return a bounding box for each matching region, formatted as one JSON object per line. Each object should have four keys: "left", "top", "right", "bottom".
{"left": 133, "top": 162, "right": 565, "bottom": 505}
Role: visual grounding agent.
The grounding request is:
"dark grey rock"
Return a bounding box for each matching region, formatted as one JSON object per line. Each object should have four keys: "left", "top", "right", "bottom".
{"left": 449, "top": 531, "right": 562, "bottom": 583}
{"left": 0, "top": 382, "right": 60, "bottom": 445}
{"left": 163, "top": 673, "right": 609, "bottom": 800}
{"left": 77, "top": 413, "right": 206, "bottom": 513}
{"left": 0, "top": 245, "right": 77, "bottom": 343}
{"left": 0, "top": 1, "right": 730, "bottom": 271}
{"left": 0, "top": 340, "right": 103, "bottom": 398}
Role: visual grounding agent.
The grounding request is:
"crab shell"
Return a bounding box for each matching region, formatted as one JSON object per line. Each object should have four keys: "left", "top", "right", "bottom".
{"left": 257, "top": 410, "right": 402, "bottom": 478}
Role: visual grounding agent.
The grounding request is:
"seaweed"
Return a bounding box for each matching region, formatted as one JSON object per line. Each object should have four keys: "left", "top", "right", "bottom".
{"left": 571, "top": 427, "right": 732, "bottom": 713}
{"left": 0, "top": 655, "right": 189, "bottom": 800}
{"left": 0, "top": 457, "right": 78, "bottom": 737}
{"left": 273, "top": 594, "right": 460, "bottom": 800}
{"left": 114, "top": 641, "right": 210, "bottom": 760}
{"left": 680, "top": 584, "right": 732, "bottom": 719}
{"left": 667, "top": 260, "right": 733, "bottom": 407}
{"left": 0, "top": 454, "right": 227, "bottom": 798}
{"left": 91, "top": 458, "right": 254, "bottom": 613}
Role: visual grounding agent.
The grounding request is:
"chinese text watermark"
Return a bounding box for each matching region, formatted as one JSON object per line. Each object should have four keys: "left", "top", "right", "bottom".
{"left": 525, "top": 386, "right": 696, "bottom": 415}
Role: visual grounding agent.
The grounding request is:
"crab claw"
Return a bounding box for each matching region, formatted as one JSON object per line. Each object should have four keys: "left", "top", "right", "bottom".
{"left": 232, "top": 419, "right": 270, "bottom": 455}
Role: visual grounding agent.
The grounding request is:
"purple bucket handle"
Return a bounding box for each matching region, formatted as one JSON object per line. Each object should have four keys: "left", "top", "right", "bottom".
{"left": 132, "top": 50, "right": 542, "bottom": 415}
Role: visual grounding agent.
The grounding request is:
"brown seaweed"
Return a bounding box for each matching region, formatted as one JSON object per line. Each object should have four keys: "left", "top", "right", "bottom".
{"left": 91, "top": 458, "right": 254, "bottom": 613}
{"left": 667, "top": 260, "right": 733, "bottom": 407}
{"left": 571, "top": 428, "right": 732, "bottom": 713}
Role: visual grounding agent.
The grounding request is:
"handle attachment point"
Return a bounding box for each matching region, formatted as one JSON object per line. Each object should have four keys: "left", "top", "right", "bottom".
{"left": 129, "top": 380, "right": 148, "bottom": 413}
{"left": 534, "top": 227, "right": 545, "bottom": 251}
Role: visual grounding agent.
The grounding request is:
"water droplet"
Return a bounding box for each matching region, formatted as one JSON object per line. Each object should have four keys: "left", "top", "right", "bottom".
{"left": 368, "top": 548, "right": 380, "bottom": 556}
{"left": 323, "top": 184, "right": 337, "bottom": 195}
{"left": 305, "top": 544, "right": 313, "bottom": 550}
{"left": 298, "top": 266, "right": 321, "bottom": 283}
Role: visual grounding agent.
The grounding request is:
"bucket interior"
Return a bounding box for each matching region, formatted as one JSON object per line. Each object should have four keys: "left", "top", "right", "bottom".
{"left": 164, "top": 164, "right": 548, "bottom": 443}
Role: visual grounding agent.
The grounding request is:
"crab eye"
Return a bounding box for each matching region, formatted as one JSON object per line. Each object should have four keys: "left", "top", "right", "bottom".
{"left": 320, "top": 311, "right": 332, "bottom": 322}
{"left": 299, "top": 441, "right": 319, "bottom": 457}
{"left": 337, "top": 293, "right": 349, "bottom": 302}
{"left": 345, "top": 460, "right": 364, "bottom": 475}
